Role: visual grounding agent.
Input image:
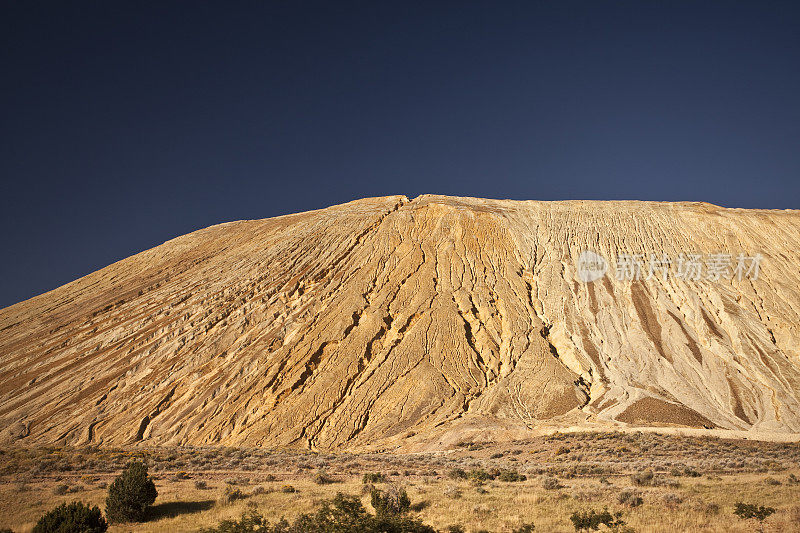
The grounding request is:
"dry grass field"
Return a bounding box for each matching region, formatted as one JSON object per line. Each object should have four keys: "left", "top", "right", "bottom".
{"left": 1, "top": 431, "right": 799, "bottom": 532}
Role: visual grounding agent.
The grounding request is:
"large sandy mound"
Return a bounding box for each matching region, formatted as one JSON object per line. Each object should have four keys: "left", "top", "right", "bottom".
{"left": 2, "top": 195, "right": 799, "bottom": 450}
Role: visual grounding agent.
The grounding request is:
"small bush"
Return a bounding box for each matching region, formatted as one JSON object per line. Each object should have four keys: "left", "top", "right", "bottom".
{"left": 195, "top": 480, "right": 209, "bottom": 490}
{"left": 569, "top": 508, "right": 625, "bottom": 531}
{"left": 733, "top": 502, "right": 775, "bottom": 523}
{"left": 662, "top": 492, "right": 683, "bottom": 509}
{"left": 33, "top": 501, "right": 107, "bottom": 533}
{"left": 200, "top": 492, "right": 436, "bottom": 533}
{"left": 370, "top": 485, "right": 410, "bottom": 516}
{"left": 313, "top": 471, "right": 337, "bottom": 485}
{"left": 362, "top": 472, "right": 386, "bottom": 484}
{"left": 53, "top": 484, "right": 70, "bottom": 495}
{"left": 512, "top": 524, "right": 535, "bottom": 532}
{"left": 447, "top": 468, "right": 467, "bottom": 480}
{"left": 671, "top": 466, "right": 700, "bottom": 477}
{"left": 281, "top": 484, "right": 296, "bottom": 493}
{"left": 105, "top": 460, "right": 158, "bottom": 523}
{"left": 496, "top": 469, "right": 527, "bottom": 482}
{"left": 467, "top": 469, "right": 491, "bottom": 483}
{"left": 631, "top": 470, "right": 654, "bottom": 486}
{"left": 542, "top": 477, "right": 564, "bottom": 490}
{"left": 219, "top": 486, "right": 246, "bottom": 505}
{"left": 617, "top": 490, "right": 643, "bottom": 508}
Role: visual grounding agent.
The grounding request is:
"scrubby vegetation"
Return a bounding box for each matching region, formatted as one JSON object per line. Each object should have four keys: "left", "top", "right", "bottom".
{"left": 447, "top": 468, "right": 526, "bottom": 484}
{"left": 201, "top": 493, "right": 437, "bottom": 533}
{"left": 370, "top": 485, "right": 411, "bottom": 516}
{"left": 569, "top": 508, "right": 625, "bottom": 531}
{"left": 362, "top": 472, "right": 387, "bottom": 484}
{"left": 733, "top": 502, "right": 776, "bottom": 531}
{"left": 313, "top": 470, "right": 338, "bottom": 485}
{"left": 541, "top": 476, "right": 564, "bottom": 490}
{"left": 219, "top": 485, "right": 246, "bottom": 505}
{"left": 617, "top": 489, "right": 643, "bottom": 508}
{"left": 32, "top": 501, "right": 107, "bottom": 533}
{"left": 630, "top": 470, "right": 654, "bottom": 486}
{"left": 1, "top": 433, "right": 799, "bottom": 531}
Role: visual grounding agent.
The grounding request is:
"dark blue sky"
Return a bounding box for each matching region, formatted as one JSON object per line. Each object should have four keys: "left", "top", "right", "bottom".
{"left": 2, "top": 2, "right": 799, "bottom": 308}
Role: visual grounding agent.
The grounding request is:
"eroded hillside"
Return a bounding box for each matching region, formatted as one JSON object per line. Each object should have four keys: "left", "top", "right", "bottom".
{"left": 1, "top": 195, "right": 799, "bottom": 449}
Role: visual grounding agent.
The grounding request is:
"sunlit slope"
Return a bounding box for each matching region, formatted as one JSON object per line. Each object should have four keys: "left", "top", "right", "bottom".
{"left": 1, "top": 195, "right": 799, "bottom": 449}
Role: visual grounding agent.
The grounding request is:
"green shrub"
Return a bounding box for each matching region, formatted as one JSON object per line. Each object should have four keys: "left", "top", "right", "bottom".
{"left": 313, "top": 470, "right": 337, "bottom": 485}
{"left": 362, "top": 472, "right": 386, "bottom": 484}
{"left": 496, "top": 469, "right": 527, "bottom": 482}
{"left": 733, "top": 502, "right": 775, "bottom": 527}
{"left": 199, "top": 505, "right": 272, "bottom": 533}
{"left": 219, "top": 485, "right": 246, "bottom": 505}
{"left": 370, "top": 486, "right": 411, "bottom": 516}
{"left": 200, "top": 492, "right": 436, "bottom": 533}
{"left": 467, "top": 469, "right": 491, "bottom": 483}
{"left": 447, "top": 468, "right": 467, "bottom": 480}
{"left": 33, "top": 501, "right": 107, "bottom": 533}
{"left": 569, "top": 508, "right": 625, "bottom": 531}
{"left": 105, "top": 460, "right": 158, "bottom": 523}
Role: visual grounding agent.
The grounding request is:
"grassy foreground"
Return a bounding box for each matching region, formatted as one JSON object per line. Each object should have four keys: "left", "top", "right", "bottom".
{"left": 1, "top": 431, "right": 799, "bottom": 532}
